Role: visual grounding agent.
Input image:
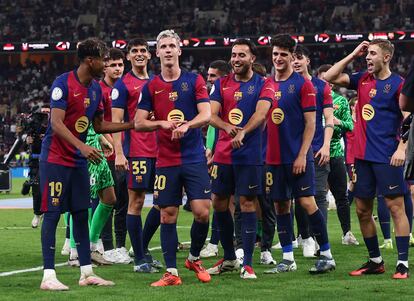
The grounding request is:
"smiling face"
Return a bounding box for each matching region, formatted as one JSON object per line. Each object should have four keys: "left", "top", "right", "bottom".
{"left": 366, "top": 44, "right": 391, "bottom": 75}
{"left": 272, "top": 46, "right": 294, "bottom": 74}
{"left": 127, "top": 45, "right": 151, "bottom": 69}
{"left": 231, "top": 44, "right": 255, "bottom": 76}
{"left": 156, "top": 36, "right": 181, "bottom": 68}
{"left": 292, "top": 53, "right": 310, "bottom": 75}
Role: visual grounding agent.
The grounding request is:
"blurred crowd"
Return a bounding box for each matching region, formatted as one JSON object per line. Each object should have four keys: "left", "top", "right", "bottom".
{"left": 1, "top": 0, "right": 414, "bottom": 41}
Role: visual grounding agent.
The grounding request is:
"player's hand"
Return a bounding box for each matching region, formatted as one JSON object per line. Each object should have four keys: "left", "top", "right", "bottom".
{"left": 158, "top": 120, "right": 181, "bottom": 131}
{"left": 101, "top": 141, "right": 114, "bottom": 157}
{"left": 351, "top": 41, "right": 369, "bottom": 59}
{"left": 205, "top": 148, "right": 214, "bottom": 166}
{"left": 293, "top": 154, "right": 306, "bottom": 175}
{"left": 231, "top": 129, "right": 245, "bottom": 149}
{"left": 225, "top": 124, "right": 243, "bottom": 138}
{"left": 79, "top": 144, "right": 103, "bottom": 165}
{"left": 148, "top": 111, "right": 155, "bottom": 120}
{"left": 333, "top": 117, "right": 341, "bottom": 126}
{"left": 115, "top": 153, "right": 129, "bottom": 171}
{"left": 172, "top": 123, "right": 189, "bottom": 140}
{"left": 390, "top": 148, "right": 405, "bottom": 167}
{"left": 315, "top": 145, "right": 330, "bottom": 166}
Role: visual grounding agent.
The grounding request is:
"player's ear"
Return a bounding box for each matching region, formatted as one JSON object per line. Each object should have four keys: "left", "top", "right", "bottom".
{"left": 126, "top": 52, "right": 131, "bottom": 62}
{"left": 177, "top": 47, "right": 182, "bottom": 57}
{"left": 147, "top": 50, "right": 152, "bottom": 60}
{"left": 156, "top": 48, "right": 160, "bottom": 58}
{"left": 383, "top": 52, "right": 391, "bottom": 64}
{"left": 251, "top": 54, "right": 256, "bottom": 63}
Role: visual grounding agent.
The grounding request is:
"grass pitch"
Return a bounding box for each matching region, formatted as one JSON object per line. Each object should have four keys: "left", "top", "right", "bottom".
{"left": 0, "top": 206, "right": 413, "bottom": 301}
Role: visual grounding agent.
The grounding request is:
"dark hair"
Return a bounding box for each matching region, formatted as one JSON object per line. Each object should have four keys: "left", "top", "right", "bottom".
{"left": 232, "top": 38, "right": 258, "bottom": 56}
{"left": 252, "top": 63, "right": 267, "bottom": 76}
{"left": 77, "top": 38, "right": 108, "bottom": 60}
{"left": 294, "top": 45, "right": 310, "bottom": 58}
{"left": 127, "top": 38, "right": 149, "bottom": 52}
{"left": 317, "top": 64, "right": 333, "bottom": 75}
{"left": 104, "top": 48, "right": 125, "bottom": 62}
{"left": 209, "top": 60, "right": 231, "bottom": 75}
{"left": 271, "top": 34, "right": 296, "bottom": 53}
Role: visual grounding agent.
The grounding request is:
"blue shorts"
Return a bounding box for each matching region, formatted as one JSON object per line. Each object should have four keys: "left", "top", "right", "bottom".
{"left": 211, "top": 163, "right": 263, "bottom": 196}
{"left": 40, "top": 161, "right": 90, "bottom": 213}
{"left": 265, "top": 163, "right": 315, "bottom": 201}
{"left": 153, "top": 163, "right": 211, "bottom": 207}
{"left": 353, "top": 159, "right": 406, "bottom": 199}
{"left": 127, "top": 157, "right": 156, "bottom": 191}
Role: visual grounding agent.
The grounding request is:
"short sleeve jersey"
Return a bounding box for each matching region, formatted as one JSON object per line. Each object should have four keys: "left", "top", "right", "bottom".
{"left": 311, "top": 77, "right": 333, "bottom": 152}
{"left": 40, "top": 70, "right": 103, "bottom": 167}
{"left": 111, "top": 71, "right": 157, "bottom": 158}
{"left": 349, "top": 71, "right": 404, "bottom": 163}
{"left": 99, "top": 79, "right": 115, "bottom": 161}
{"left": 266, "top": 72, "right": 316, "bottom": 165}
{"left": 209, "top": 73, "right": 274, "bottom": 165}
{"left": 138, "top": 71, "right": 209, "bottom": 168}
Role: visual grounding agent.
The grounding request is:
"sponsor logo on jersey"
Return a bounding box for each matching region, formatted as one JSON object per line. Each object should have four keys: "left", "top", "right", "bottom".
{"left": 167, "top": 109, "right": 185, "bottom": 122}
{"left": 228, "top": 108, "right": 243, "bottom": 125}
{"left": 362, "top": 104, "right": 375, "bottom": 121}
{"left": 75, "top": 116, "right": 89, "bottom": 133}
{"left": 271, "top": 108, "right": 284, "bottom": 125}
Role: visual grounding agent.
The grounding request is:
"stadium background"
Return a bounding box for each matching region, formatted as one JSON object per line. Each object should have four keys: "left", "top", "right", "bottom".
{"left": 1, "top": 1, "right": 414, "bottom": 299}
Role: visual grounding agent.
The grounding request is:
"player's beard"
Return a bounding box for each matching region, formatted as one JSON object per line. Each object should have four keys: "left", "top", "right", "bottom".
{"left": 233, "top": 63, "right": 250, "bottom": 77}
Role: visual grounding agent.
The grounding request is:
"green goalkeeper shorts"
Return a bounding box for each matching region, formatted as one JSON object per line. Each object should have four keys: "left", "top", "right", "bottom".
{"left": 88, "top": 158, "right": 114, "bottom": 199}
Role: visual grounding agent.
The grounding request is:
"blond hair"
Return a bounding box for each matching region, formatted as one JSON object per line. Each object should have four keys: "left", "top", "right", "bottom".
{"left": 156, "top": 29, "right": 181, "bottom": 47}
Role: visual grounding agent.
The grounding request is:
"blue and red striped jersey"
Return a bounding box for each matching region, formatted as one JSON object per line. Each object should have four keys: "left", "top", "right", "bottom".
{"left": 111, "top": 71, "right": 157, "bottom": 158}
{"left": 40, "top": 70, "right": 103, "bottom": 167}
{"left": 138, "top": 71, "right": 209, "bottom": 168}
{"left": 99, "top": 79, "right": 115, "bottom": 161}
{"left": 349, "top": 71, "right": 404, "bottom": 163}
{"left": 311, "top": 77, "right": 333, "bottom": 153}
{"left": 266, "top": 72, "right": 316, "bottom": 165}
{"left": 210, "top": 73, "right": 274, "bottom": 165}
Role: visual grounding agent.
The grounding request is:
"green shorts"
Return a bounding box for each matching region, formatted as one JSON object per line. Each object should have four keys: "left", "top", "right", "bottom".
{"left": 88, "top": 158, "right": 114, "bottom": 199}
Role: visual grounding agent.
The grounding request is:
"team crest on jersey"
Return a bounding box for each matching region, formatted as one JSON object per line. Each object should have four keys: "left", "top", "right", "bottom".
{"left": 369, "top": 88, "right": 377, "bottom": 98}
{"left": 52, "top": 198, "right": 60, "bottom": 206}
{"left": 362, "top": 104, "right": 375, "bottom": 121}
{"left": 136, "top": 175, "right": 143, "bottom": 183}
{"left": 167, "top": 109, "right": 185, "bottom": 122}
{"left": 153, "top": 191, "right": 159, "bottom": 199}
{"left": 84, "top": 98, "right": 90, "bottom": 108}
{"left": 271, "top": 108, "right": 284, "bottom": 125}
{"left": 383, "top": 84, "right": 391, "bottom": 94}
{"left": 181, "top": 82, "right": 189, "bottom": 92}
{"left": 234, "top": 91, "right": 243, "bottom": 101}
{"left": 288, "top": 84, "right": 295, "bottom": 94}
{"left": 247, "top": 85, "right": 255, "bottom": 95}
{"left": 169, "top": 91, "right": 178, "bottom": 101}
{"left": 275, "top": 91, "right": 282, "bottom": 100}
{"left": 228, "top": 108, "right": 243, "bottom": 125}
{"left": 75, "top": 116, "right": 89, "bottom": 133}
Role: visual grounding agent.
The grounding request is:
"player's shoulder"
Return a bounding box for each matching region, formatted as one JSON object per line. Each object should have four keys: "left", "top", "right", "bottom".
{"left": 390, "top": 72, "right": 404, "bottom": 84}
{"left": 180, "top": 70, "right": 202, "bottom": 83}
{"left": 53, "top": 70, "right": 72, "bottom": 86}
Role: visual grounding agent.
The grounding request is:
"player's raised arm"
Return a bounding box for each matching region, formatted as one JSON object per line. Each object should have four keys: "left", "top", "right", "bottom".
{"left": 324, "top": 41, "right": 370, "bottom": 87}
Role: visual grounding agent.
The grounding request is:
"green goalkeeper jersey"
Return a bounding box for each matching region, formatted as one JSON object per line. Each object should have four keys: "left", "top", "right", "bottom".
{"left": 330, "top": 91, "right": 353, "bottom": 158}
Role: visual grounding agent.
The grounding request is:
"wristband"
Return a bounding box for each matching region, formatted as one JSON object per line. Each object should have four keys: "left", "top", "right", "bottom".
{"left": 325, "top": 124, "right": 334, "bottom": 130}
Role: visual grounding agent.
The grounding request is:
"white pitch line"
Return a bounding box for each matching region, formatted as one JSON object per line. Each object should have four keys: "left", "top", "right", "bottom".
{"left": 0, "top": 240, "right": 197, "bottom": 277}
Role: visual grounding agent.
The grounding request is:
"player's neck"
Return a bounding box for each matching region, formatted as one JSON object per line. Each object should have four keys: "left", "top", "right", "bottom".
{"left": 373, "top": 67, "right": 392, "bottom": 80}
{"left": 76, "top": 65, "right": 94, "bottom": 87}
{"left": 300, "top": 71, "right": 311, "bottom": 80}
{"left": 234, "top": 69, "right": 254, "bottom": 82}
{"left": 274, "top": 68, "right": 293, "bottom": 81}
{"left": 131, "top": 67, "right": 149, "bottom": 79}
{"left": 103, "top": 76, "right": 116, "bottom": 87}
{"left": 161, "top": 66, "right": 181, "bottom": 81}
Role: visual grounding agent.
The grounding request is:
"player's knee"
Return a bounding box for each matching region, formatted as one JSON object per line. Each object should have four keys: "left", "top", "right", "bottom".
{"left": 212, "top": 198, "right": 228, "bottom": 212}
{"left": 160, "top": 209, "right": 178, "bottom": 224}
{"left": 355, "top": 206, "right": 371, "bottom": 221}
{"left": 275, "top": 201, "right": 290, "bottom": 214}
{"left": 240, "top": 199, "right": 256, "bottom": 212}
{"left": 128, "top": 200, "right": 143, "bottom": 215}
